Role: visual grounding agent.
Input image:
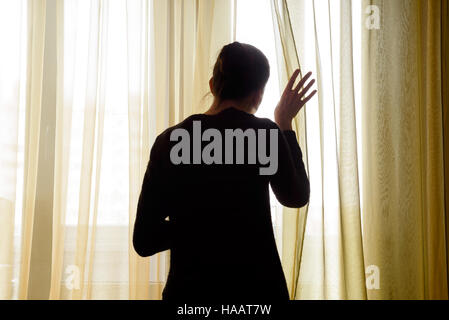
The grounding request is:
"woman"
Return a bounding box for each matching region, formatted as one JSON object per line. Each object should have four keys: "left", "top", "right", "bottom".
{"left": 133, "top": 41, "right": 316, "bottom": 301}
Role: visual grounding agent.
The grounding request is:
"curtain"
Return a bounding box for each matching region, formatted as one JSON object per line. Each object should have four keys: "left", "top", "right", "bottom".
{"left": 2, "top": 0, "right": 448, "bottom": 301}
{"left": 273, "top": 0, "right": 449, "bottom": 300}
{"left": 270, "top": 0, "right": 310, "bottom": 298}
{"left": 0, "top": 0, "right": 235, "bottom": 300}
{"left": 0, "top": 0, "right": 46, "bottom": 300}
{"left": 362, "top": 0, "right": 448, "bottom": 299}
{"left": 271, "top": 0, "right": 366, "bottom": 299}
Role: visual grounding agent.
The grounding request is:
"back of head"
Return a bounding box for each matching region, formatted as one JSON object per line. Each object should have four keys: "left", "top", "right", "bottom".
{"left": 211, "top": 42, "right": 270, "bottom": 103}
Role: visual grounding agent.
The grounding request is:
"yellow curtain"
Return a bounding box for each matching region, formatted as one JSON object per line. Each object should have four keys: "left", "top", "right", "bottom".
{"left": 273, "top": 0, "right": 449, "bottom": 300}
{"left": 362, "top": 0, "right": 448, "bottom": 299}
{"left": 442, "top": 0, "right": 449, "bottom": 297}
{"left": 271, "top": 0, "right": 367, "bottom": 299}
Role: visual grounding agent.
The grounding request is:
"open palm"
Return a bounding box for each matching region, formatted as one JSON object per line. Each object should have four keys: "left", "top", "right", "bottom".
{"left": 274, "top": 69, "right": 317, "bottom": 130}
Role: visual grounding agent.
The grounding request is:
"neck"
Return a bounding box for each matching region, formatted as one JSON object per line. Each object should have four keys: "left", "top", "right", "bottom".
{"left": 205, "top": 99, "right": 256, "bottom": 115}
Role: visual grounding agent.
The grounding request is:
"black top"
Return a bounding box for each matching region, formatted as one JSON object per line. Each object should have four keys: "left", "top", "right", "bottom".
{"left": 133, "top": 107, "right": 310, "bottom": 301}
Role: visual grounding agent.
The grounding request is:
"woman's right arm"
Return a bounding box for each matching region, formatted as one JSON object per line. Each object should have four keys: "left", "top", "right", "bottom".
{"left": 269, "top": 126, "right": 310, "bottom": 208}
{"left": 270, "top": 68, "right": 316, "bottom": 208}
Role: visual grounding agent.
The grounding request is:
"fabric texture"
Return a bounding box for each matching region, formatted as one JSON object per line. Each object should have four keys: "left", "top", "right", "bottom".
{"left": 362, "top": 0, "right": 448, "bottom": 299}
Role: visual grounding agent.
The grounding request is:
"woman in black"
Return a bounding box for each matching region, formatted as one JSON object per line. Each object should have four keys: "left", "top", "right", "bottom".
{"left": 133, "top": 41, "right": 316, "bottom": 301}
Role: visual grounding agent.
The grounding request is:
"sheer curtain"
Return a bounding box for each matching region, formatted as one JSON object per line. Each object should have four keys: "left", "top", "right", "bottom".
{"left": 0, "top": 0, "right": 236, "bottom": 300}
{"left": 0, "top": 0, "right": 46, "bottom": 300}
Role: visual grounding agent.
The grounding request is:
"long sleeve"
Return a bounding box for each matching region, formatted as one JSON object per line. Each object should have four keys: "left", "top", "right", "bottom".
{"left": 133, "top": 136, "right": 172, "bottom": 257}
{"left": 269, "top": 128, "right": 310, "bottom": 208}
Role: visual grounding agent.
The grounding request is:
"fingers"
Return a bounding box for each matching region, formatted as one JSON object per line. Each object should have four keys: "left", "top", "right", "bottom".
{"left": 281, "top": 69, "right": 300, "bottom": 98}
{"left": 298, "top": 78, "right": 315, "bottom": 99}
{"left": 301, "top": 89, "right": 317, "bottom": 105}
{"left": 286, "top": 69, "right": 301, "bottom": 91}
{"left": 281, "top": 69, "right": 317, "bottom": 108}
{"left": 293, "top": 71, "right": 312, "bottom": 92}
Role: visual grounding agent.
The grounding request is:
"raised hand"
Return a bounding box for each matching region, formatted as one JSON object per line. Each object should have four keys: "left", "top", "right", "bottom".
{"left": 274, "top": 69, "right": 317, "bottom": 130}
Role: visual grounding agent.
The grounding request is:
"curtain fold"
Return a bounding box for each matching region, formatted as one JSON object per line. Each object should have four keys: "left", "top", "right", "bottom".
{"left": 17, "top": 0, "right": 47, "bottom": 300}
{"left": 0, "top": 0, "right": 49, "bottom": 300}
{"left": 441, "top": 0, "right": 449, "bottom": 296}
{"left": 18, "top": 0, "right": 47, "bottom": 300}
{"left": 0, "top": 0, "right": 47, "bottom": 300}
{"left": 49, "top": 0, "right": 70, "bottom": 300}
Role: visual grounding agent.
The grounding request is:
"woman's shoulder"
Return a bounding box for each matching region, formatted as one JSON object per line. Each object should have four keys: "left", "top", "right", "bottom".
{"left": 155, "top": 114, "right": 202, "bottom": 140}
{"left": 151, "top": 115, "right": 199, "bottom": 150}
{"left": 254, "top": 115, "right": 280, "bottom": 130}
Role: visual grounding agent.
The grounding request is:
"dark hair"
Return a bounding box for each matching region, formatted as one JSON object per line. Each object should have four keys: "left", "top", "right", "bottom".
{"left": 210, "top": 41, "right": 270, "bottom": 102}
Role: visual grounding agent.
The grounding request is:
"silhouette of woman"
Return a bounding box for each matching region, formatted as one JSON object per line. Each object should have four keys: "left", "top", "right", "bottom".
{"left": 133, "top": 41, "right": 316, "bottom": 301}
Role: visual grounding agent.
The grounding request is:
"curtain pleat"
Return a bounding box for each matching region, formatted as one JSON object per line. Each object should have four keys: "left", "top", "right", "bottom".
{"left": 0, "top": 0, "right": 43, "bottom": 300}
{"left": 48, "top": 0, "right": 69, "bottom": 300}
{"left": 18, "top": 0, "right": 47, "bottom": 300}
{"left": 441, "top": 0, "right": 449, "bottom": 296}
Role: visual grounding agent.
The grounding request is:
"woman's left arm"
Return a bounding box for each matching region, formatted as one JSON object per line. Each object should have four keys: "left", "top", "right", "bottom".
{"left": 133, "top": 136, "right": 172, "bottom": 257}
